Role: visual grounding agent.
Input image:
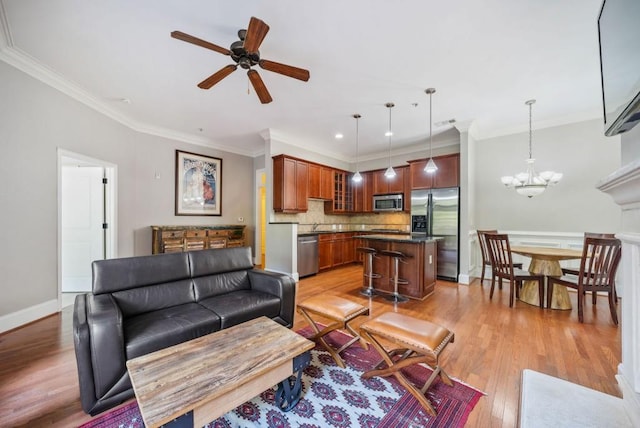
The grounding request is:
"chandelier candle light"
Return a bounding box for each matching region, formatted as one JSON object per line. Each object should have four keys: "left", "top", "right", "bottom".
{"left": 500, "top": 99, "right": 562, "bottom": 198}
{"left": 384, "top": 102, "right": 396, "bottom": 179}
{"left": 424, "top": 88, "right": 438, "bottom": 174}
{"left": 352, "top": 114, "right": 363, "bottom": 183}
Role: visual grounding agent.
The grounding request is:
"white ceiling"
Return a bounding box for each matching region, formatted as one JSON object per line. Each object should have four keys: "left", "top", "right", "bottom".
{"left": 0, "top": 0, "right": 605, "bottom": 160}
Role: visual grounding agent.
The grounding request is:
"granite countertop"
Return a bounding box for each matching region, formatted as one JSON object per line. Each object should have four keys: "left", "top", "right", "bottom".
{"left": 298, "top": 229, "right": 407, "bottom": 236}
{"left": 354, "top": 234, "right": 443, "bottom": 243}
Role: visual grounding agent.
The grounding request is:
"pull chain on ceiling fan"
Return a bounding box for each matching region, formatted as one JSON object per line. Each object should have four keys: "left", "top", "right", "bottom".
{"left": 171, "top": 17, "right": 310, "bottom": 104}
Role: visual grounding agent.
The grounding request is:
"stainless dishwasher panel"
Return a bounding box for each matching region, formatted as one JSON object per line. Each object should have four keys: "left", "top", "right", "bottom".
{"left": 297, "top": 235, "right": 319, "bottom": 278}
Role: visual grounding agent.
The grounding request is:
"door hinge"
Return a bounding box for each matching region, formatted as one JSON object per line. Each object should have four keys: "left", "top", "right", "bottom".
{"left": 102, "top": 178, "right": 108, "bottom": 184}
{"left": 102, "top": 223, "right": 108, "bottom": 229}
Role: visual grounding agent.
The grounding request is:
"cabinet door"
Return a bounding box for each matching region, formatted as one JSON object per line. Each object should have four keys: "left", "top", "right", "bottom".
{"left": 363, "top": 172, "right": 374, "bottom": 212}
{"left": 318, "top": 238, "right": 332, "bottom": 271}
{"left": 373, "top": 170, "right": 388, "bottom": 195}
{"left": 409, "top": 160, "right": 433, "bottom": 190}
{"left": 331, "top": 238, "right": 343, "bottom": 267}
{"left": 352, "top": 174, "right": 364, "bottom": 212}
{"left": 433, "top": 153, "right": 460, "bottom": 188}
{"left": 296, "top": 160, "right": 308, "bottom": 211}
{"left": 308, "top": 163, "right": 321, "bottom": 198}
{"left": 320, "top": 167, "right": 334, "bottom": 200}
{"left": 343, "top": 233, "right": 356, "bottom": 263}
{"left": 391, "top": 241, "right": 423, "bottom": 299}
{"left": 387, "top": 167, "right": 404, "bottom": 193}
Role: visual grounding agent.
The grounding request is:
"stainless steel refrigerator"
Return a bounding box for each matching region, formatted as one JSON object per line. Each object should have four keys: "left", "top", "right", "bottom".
{"left": 410, "top": 187, "right": 460, "bottom": 281}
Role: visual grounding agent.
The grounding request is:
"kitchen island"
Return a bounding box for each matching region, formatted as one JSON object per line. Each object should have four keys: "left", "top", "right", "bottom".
{"left": 354, "top": 234, "right": 440, "bottom": 300}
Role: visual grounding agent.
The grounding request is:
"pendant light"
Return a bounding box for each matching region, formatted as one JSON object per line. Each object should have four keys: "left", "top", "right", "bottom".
{"left": 352, "top": 114, "right": 363, "bottom": 182}
{"left": 424, "top": 88, "right": 438, "bottom": 174}
{"left": 500, "top": 99, "right": 562, "bottom": 198}
{"left": 384, "top": 102, "right": 396, "bottom": 179}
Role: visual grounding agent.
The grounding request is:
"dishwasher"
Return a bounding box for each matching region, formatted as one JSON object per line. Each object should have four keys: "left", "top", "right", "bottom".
{"left": 297, "top": 234, "right": 319, "bottom": 278}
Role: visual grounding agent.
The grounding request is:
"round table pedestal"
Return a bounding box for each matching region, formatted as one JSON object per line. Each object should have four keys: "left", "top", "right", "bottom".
{"left": 519, "top": 258, "right": 572, "bottom": 310}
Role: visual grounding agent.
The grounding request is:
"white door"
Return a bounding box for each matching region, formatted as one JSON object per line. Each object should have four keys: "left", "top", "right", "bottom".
{"left": 61, "top": 166, "right": 105, "bottom": 292}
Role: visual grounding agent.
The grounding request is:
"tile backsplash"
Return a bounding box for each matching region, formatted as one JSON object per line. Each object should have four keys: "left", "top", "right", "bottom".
{"left": 273, "top": 200, "right": 410, "bottom": 233}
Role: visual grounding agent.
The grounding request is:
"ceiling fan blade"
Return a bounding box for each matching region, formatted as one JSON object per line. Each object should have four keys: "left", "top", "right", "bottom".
{"left": 247, "top": 70, "right": 273, "bottom": 104}
{"left": 198, "top": 65, "right": 237, "bottom": 89}
{"left": 259, "top": 59, "right": 310, "bottom": 82}
{"left": 171, "top": 31, "right": 231, "bottom": 56}
{"left": 243, "top": 17, "right": 270, "bottom": 53}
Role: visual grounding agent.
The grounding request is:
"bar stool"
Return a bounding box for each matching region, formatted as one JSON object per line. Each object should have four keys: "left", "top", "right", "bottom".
{"left": 357, "top": 247, "right": 381, "bottom": 297}
{"left": 379, "top": 249, "right": 410, "bottom": 303}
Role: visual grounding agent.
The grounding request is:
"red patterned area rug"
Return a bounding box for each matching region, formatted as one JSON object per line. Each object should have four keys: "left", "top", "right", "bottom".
{"left": 81, "top": 327, "right": 484, "bottom": 428}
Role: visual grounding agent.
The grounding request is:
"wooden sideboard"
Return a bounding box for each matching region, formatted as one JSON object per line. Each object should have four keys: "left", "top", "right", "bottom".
{"left": 151, "top": 225, "right": 246, "bottom": 254}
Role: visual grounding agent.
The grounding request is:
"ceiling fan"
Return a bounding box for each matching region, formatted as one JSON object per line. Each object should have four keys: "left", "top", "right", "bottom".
{"left": 171, "top": 17, "right": 310, "bottom": 104}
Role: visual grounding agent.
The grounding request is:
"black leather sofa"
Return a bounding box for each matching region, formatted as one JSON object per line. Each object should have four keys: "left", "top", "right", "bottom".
{"left": 72, "top": 247, "right": 296, "bottom": 415}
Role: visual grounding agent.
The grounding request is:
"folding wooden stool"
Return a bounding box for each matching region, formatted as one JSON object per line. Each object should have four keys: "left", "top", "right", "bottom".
{"left": 360, "top": 312, "right": 454, "bottom": 416}
{"left": 297, "top": 295, "right": 369, "bottom": 368}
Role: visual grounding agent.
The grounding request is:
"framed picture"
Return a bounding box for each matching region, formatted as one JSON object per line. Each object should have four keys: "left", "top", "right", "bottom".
{"left": 175, "top": 150, "right": 222, "bottom": 216}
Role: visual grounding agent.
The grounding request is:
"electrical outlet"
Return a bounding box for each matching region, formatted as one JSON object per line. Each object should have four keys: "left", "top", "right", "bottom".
{"left": 237, "top": 217, "right": 244, "bottom": 222}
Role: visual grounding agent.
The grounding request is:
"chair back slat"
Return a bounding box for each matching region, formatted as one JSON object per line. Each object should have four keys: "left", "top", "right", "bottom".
{"left": 485, "top": 233, "right": 514, "bottom": 280}
{"left": 477, "top": 230, "right": 498, "bottom": 267}
{"left": 579, "top": 237, "right": 621, "bottom": 291}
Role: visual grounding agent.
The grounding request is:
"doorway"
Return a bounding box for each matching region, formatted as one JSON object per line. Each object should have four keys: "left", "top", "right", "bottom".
{"left": 58, "top": 150, "right": 116, "bottom": 308}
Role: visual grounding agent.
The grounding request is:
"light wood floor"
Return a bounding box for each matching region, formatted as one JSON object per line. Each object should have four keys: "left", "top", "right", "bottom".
{"left": 0, "top": 265, "right": 621, "bottom": 427}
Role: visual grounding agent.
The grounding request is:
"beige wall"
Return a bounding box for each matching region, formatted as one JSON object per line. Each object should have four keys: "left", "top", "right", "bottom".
{"left": 0, "top": 61, "right": 255, "bottom": 319}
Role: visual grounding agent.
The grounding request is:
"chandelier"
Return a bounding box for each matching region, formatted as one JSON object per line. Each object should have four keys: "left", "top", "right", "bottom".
{"left": 500, "top": 99, "right": 562, "bottom": 198}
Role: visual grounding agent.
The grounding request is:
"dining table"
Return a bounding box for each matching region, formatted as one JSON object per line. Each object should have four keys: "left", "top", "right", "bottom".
{"left": 510, "top": 246, "right": 583, "bottom": 310}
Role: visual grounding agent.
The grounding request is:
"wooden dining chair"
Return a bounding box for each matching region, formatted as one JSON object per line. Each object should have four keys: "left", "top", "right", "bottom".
{"left": 485, "top": 233, "right": 545, "bottom": 308}
{"left": 477, "top": 230, "right": 522, "bottom": 287}
{"left": 561, "top": 233, "right": 617, "bottom": 303}
{"left": 548, "top": 237, "right": 622, "bottom": 325}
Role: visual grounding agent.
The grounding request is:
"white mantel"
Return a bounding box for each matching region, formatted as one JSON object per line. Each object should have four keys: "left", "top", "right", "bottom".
{"left": 597, "top": 159, "right": 640, "bottom": 426}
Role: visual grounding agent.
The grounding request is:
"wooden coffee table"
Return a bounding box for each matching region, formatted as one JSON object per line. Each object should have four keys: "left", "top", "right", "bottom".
{"left": 126, "top": 316, "right": 314, "bottom": 428}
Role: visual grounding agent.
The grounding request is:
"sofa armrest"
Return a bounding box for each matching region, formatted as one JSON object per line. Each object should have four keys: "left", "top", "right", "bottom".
{"left": 85, "top": 294, "right": 127, "bottom": 401}
{"left": 248, "top": 269, "right": 296, "bottom": 327}
{"left": 73, "top": 294, "right": 98, "bottom": 414}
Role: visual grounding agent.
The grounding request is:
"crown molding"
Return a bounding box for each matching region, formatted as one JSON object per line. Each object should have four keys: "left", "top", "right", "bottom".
{"left": 0, "top": 2, "right": 259, "bottom": 158}
{"left": 597, "top": 158, "right": 640, "bottom": 210}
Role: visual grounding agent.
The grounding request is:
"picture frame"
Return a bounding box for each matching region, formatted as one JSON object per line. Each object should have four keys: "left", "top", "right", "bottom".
{"left": 175, "top": 150, "right": 222, "bottom": 216}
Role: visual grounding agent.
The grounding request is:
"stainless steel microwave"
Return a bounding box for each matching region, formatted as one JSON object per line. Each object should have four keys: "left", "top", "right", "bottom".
{"left": 373, "top": 194, "right": 403, "bottom": 212}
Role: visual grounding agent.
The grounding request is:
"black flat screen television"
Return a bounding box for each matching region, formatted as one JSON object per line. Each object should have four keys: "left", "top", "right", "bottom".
{"left": 598, "top": 0, "right": 640, "bottom": 136}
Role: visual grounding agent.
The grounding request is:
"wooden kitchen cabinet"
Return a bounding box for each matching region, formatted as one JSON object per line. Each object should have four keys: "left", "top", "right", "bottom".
{"left": 373, "top": 166, "right": 406, "bottom": 195}
{"left": 359, "top": 237, "right": 437, "bottom": 299}
{"left": 318, "top": 232, "right": 357, "bottom": 271}
{"left": 308, "top": 164, "right": 334, "bottom": 200}
{"left": 326, "top": 171, "right": 353, "bottom": 213}
{"left": 273, "top": 155, "right": 308, "bottom": 213}
{"left": 408, "top": 153, "right": 460, "bottom": 190}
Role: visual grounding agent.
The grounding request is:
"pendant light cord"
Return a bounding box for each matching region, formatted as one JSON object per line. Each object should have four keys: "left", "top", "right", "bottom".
{"left": 388, "top": 105, "right": 392, "bottom": 168}
{"left": 429, "top": 91, "right": 433, "bottom": 158}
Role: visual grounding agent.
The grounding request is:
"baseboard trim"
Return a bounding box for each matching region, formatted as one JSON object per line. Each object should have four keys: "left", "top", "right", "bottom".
{"left": 458, "top": 274, "right": 470, "bottom": 285}
{"left": 0, "top": 299, "right": 58, "bottom": 334}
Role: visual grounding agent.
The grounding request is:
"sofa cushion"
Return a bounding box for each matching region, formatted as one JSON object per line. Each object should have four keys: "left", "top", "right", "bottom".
{"left": 124, "top": 303, "right": 221, "bottom": 359}
{"left": 188, "top": 247, "right": 253, "bottom": 277}
{"left": 112, "top": 279, "right": 195, "bottom": 318}
{"left": 193, "top": 270, "right": 251, "bottom": 300}
{"left": 198, "top": 290, "right": 281, "bottom": 329}
{"left": 93, "top": 252, "right": 190, "bottom": 294}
